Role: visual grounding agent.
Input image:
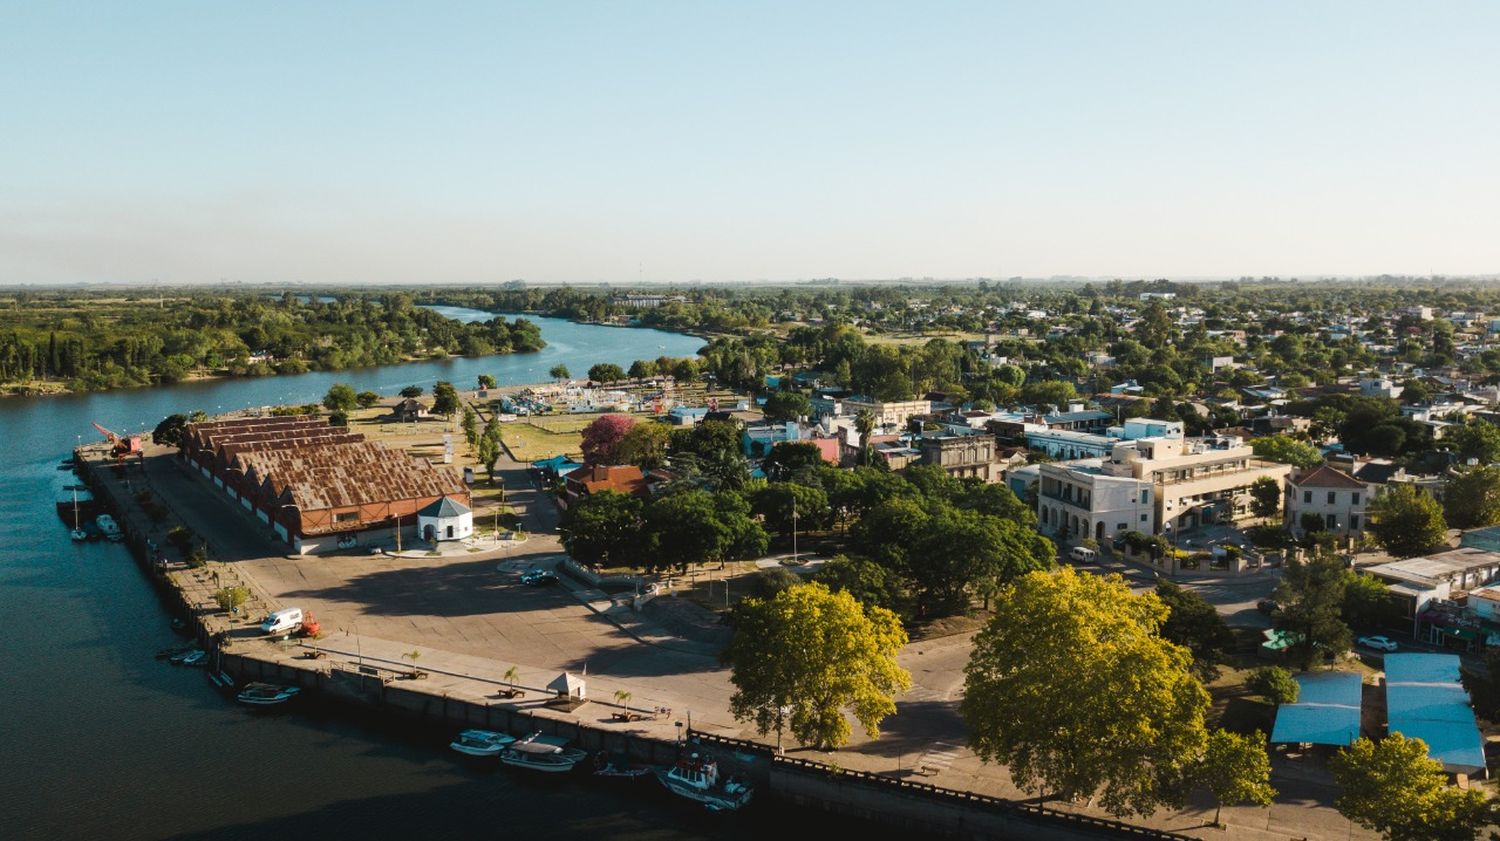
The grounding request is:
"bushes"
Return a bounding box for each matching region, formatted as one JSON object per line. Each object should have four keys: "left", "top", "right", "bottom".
{"left": 1248, "top": 666, "right": 1300, "bottom": 705}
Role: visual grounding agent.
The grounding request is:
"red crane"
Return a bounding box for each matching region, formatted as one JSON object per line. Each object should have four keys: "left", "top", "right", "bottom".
{"left": 92, "top": 421, "right": 143, "bottom": 458}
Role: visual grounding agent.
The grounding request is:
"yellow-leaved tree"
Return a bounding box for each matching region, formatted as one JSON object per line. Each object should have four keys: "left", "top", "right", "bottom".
{"left": 726, "top": 581, "right": 910, "bottom": 751}
{"left": 962, "top": 567, "right": 1210, "bottom": 817}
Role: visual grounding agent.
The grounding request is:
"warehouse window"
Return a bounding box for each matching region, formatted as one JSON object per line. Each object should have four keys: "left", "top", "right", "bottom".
{"left": 335, "top": 512, "right": 358, "bottom": 523}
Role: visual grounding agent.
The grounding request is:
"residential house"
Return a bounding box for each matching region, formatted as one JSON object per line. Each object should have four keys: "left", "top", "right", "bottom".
{"left": 1284, "top": 465, "right": 1369, "bottom": 539}
{"left": 561, "top": 464, "right": 647, "bottom": 508}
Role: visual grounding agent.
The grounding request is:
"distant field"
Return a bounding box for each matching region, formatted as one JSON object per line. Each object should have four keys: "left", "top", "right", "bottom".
{"left": 864, "top": 330, "right": 989, "bottom": 346}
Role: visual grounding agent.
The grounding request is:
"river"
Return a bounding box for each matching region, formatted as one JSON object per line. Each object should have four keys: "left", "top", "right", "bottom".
{"left": 0, "top": 308, "right": 836, "bottom": 839}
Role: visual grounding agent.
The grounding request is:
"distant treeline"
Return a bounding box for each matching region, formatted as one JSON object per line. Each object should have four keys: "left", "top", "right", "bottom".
{"left": 0, "top": 291, "right": 542, "bottom": 393}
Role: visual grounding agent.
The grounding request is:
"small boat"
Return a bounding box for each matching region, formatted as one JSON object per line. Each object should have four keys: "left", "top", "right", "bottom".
{"left": 208, "top": 670, "right": 235, "bottom": 690}
{"left": 236, "top": 682, "right": 300, "bottom": 706}
{"left": 67, "top": 489, "right": 87, "bottom": 541}
{"left": 95, "top": 514, "right": 123, "bottom": 542}
{"left": 593, "top": 751, "right": 653, "bottom": 779}
{"left": 499, "top": 732, "right": 588, "bottom": 773}
{"left": 175, "top": 649, "right": 206, "bottom": 666}
{"left": 156, "top": 645, "right": 193, "bottom": 660}
{"left": 658, "top": 752, "right": 754, "bottom": 811}
{"left": 449, "top": 729, "right": 517, "bottom": 758}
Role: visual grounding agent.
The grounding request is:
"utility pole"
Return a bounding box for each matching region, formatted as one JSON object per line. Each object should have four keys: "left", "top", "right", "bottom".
{"left": 395, "top": 513, "right": 401, "bottom": 553}
{"left": 791, "top": 494, "right": 799, "bottom": 565}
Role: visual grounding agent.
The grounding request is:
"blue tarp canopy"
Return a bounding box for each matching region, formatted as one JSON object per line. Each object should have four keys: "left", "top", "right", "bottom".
{"left": 1384, "top": 653, "right": 1486, "bottom": 775}
{"left": 1269, "top": 672, "right": 1362, "bottom": 746}
{"left": 531, "top": 454, "right": 582, "bottom": 474}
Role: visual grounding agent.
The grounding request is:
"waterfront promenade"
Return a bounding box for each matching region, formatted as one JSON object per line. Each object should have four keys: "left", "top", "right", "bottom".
{"left": 98, "top": 441, "right": 1377, "bottom": 841}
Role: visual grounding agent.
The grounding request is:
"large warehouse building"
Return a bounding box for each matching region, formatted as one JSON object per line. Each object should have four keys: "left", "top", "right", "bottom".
{"left": 179, "top": 415, "right": 471, "bottom": 554}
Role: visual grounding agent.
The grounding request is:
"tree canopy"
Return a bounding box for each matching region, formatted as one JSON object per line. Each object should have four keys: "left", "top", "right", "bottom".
{"left": 580, "top": 413, "right": 637, "bottom": 464}
{"left": 1249, "top": 435, "right": 1323, "bottom": 469}
{"left": 1201, "top": 730, "right": 1275, "bottom": 826}
{"left": 1273, "top": 553, "right": 1353, "bottom": 670}
{"left": 323, "top": 383, "right": 357, "bottom": 412}
{"left": 962, "top": 568, "right": 1209, "bottom": 817}
{"left": 1331, "top": 734, "right": 1492, "bottom": 841}
{"left": 726, "top": 582, "right": 910, "bottom": 750}
{"left": 1444, "top": 466, "right": 1500, "bottom": 530}
{"left": 1155, "top": 580, "right": 1234, "bottom": 681}
{"left": 762, "top": 390, "right": 813, "bottom": 423}
{"left": 558, "top": 490, "right": 643, "bottom": 565}
{"left": 1368, "top": 484, "right": 1447, "bottom": 559}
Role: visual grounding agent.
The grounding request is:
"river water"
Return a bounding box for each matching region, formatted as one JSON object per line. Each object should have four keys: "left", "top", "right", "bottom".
{"left": 0, "top": 308, "right": 833, "bottom": 839}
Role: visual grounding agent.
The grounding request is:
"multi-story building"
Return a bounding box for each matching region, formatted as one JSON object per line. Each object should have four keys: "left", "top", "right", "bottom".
{"left": 1024, "top": 417, "right": 1183, "bottom": 461}
{"left": 839, "top": 397, "right": 932, "bottom": 430}
{"left": 1037, "top": 432, "right": 1290, "bottom": 541}
{"left": 1284, "top": 465, "right": 1369, "bottom": 539}
{"left": 1038, "top": 459, "right": 1155, "bottom": 542}
{"left": 917, "top": 435, "right": 998, "bottom": 482}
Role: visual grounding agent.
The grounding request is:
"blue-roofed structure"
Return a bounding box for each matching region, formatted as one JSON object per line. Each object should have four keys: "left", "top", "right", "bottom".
{"left": 1269, "top": 671, "right": 1362, "bottom": 746}
{"left": 1384, "top": 653, "right": 1486, "bottom": 775}
{"left": 531, "top": 454, "right": 582, "bottom": 479}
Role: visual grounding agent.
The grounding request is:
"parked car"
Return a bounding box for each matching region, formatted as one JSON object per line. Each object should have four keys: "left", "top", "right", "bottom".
{"left": 1255, "top": 599, "right": 1278, "bottom": 615}
{"left": 520, "top": 568, "right": 558, "bottom": 586}
{"left": 1357, "top": 635, "right": 1399, "bottom": 652}
{"left": 1068, "top": 546, "right": 1097, "bottom": 564}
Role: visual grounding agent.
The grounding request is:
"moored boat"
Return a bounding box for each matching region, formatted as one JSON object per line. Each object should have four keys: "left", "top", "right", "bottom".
{"left": 592, "top": 751, "right": 652, "bottom": 779}
{"left": 657, "top": 752, "right": 753, "bottom": 811}
{"left": 236, "top": 682, "right": 300, "bottom": 706}
{"left": 95, "top": 514, "right": 123, "bottom": 542}
{"left": 448, "top": 729, "right": 517, "bottom": 758}
{"left": 499, "top": 732, "right": 588, "bottom": 773}
{"left": 178, "top": 649, "right": 207, "bottom": 666}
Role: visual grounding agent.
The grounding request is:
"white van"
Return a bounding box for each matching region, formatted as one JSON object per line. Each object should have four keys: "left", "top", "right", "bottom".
{"left": 260, "top": 607, "right": 304, "bottom": 636}
{"left": 1068, "top": 546, "right": 1097, "bottom": 564}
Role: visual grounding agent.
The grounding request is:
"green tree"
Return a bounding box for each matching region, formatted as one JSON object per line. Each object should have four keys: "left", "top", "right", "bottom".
{"left": 1445, "top": 420, "right": 1500, "bottom": 465}
{"left": 1368, "top": 484, "right": 1447, "bottom": 558}
{"left": 1273, "top": 553, "right": 1352, "bottom": 669}
{"left": 1156, "top": 580, "right": 1234, "bottom": 681}
{"left": 213, "top": 585, "right": 250, "bottom": 614}
{"left": 549, "top": 364, "right": 571, "bottom": 381}
{"left": 1019, "top": 379, "right": 1078, "bottom": 412}
{"left": 1201, "top": 730, "right": 1276, "bottom": 826}
{"left": 558, "top": 490, "right": 643, "bottom": 565}
{"left": 1342, "top": 571, "right": 1395, "bottom": 630}
{"left": 477, "top": 373, "right": 497, "bottom": 389}
{"left": 588, "top": 362, "right": 626, "bottom": 383}
{"left": 152, "top": 413, "right": 189, "bottom": 446}
{"left": 1444, "top": 466, "right": 1500, "bottom": 529}
{"left": 763, "top": 391, "right": 813, "bottom": 423}
{"left": 355, "top": 390, "right": 380, "bottom": 409}
{"left": 477, "top": 421, "right": 502, "bottom": 477}
{"left": 323, "top": 382, "right": 358, "bottom": 412}
{"left": 750, "top": 482, "right": 832, "bottom": 537}
{"left": 1247, "top": 666, "right": 1300, "bottom": 705}
{"left": 761, "top": 440, "right": 824, "bottom": 481}
{"left": 1250, "top": 436, "right": 1323, "bottom": 469}
{"left": 614, "top": 421, "right": 672, "bottom": 470}
{"left": 1250, "top": 476, "right": 1281, "bottom": 520}
{"left": 431, "top": 380, "right": 460, "bottom": 416}
{"left": 1331, "top": 734, "right": 1492, "bottom": 841}
{"left": 627, "top": 359, "right": 657, "bottom": 380}
{"left": 812, "top": 554, "right": 906, "bottom": 616}
{"left": 461, "top": 406, "right": 479, "bottom": 449}
{"left": 962, "top": 568, "right": 1209, "bottom": 817}
{"left": 641, "top": 490, "right": 766, "bottom": 572}
{"left": 726, "top": 582, "right": 911, "bottom": 750}
{"left": 853, "top": 409, "right": 876, "bottom": 467}
{"left": 399, "top": 384, "right": 424, "bottom": 398}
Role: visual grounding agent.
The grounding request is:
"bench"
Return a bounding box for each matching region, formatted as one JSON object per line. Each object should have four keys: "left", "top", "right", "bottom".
{"left": 918, "top": 764, "right": 942, "bottom": 776}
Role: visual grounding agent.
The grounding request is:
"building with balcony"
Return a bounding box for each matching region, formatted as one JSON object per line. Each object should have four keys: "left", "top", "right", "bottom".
{"left": 917, "top": 435, "right": 999, "bottom": 482}
{"left": 1037, "top": 432, "right": 1290, "bottom": 541}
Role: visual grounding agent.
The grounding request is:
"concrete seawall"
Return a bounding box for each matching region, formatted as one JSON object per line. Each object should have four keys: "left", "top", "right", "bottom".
{"left": 76, "top": 444, "right": 1190, "bottom": 841}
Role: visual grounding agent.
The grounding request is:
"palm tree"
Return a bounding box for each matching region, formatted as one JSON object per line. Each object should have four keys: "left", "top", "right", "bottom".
{"left": 854, "top": 409, "right": 875, "bottom": 467}
{"left": 613, "top": 688, "right": 633, "bottom": 717}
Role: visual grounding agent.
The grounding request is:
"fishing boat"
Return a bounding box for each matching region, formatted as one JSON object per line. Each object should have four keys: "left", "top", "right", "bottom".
{"left": 499, "top": 733, "right": 588, "bottom": 773}
{"left": 448, "top": 729, "right": 517, "bottom": 758}
{"left": 657, "top": 752, "right": 754, "bottom": 811}
{"left": 176, "top": 649, "right": 207, "bottom": 666}
{"left": 592, "top": 751, "right": 653, "bottom": 780}
{"left": 236, "top": 682, "right": 300, "bottom": 706}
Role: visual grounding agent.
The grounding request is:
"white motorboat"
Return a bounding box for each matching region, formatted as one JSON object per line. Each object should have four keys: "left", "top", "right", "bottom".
{"left": 95, "top": 514, "right": 123, "bottom": 542}
{"left": 499, "top": 732, "right": 588, "bottom": 773}
{"left": 449, "top": 729, "right": 517, "bottom": 758}
{"left": 658, "top": 752, "right": 754, "bottom": 811}
{"left": 236, "top": 682, "right": 300, "bottom": 706}
{"left": 178, "top": 649, "right": 206, "bottom": 667}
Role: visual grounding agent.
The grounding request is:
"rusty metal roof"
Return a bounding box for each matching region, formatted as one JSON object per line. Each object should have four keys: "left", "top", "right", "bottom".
{"left": 235, "top": 440, "right": 468, "bottom": 511}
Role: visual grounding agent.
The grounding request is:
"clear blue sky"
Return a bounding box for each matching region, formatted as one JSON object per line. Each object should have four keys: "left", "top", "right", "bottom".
{"left": 2, "top": 1, "right": 1496, "bottom": 284}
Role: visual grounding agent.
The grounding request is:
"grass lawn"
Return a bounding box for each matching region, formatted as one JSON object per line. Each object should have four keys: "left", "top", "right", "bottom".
{"left": 498, "top": 420, "right": 585, "bottom": 462}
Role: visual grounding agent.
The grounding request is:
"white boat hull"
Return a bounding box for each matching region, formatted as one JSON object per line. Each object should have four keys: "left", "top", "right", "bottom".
{"left": 500, "top": 755, "right": 583, "bottom": 773}
{"left": 657, "top": 771, "right": 754, "bottom": 811}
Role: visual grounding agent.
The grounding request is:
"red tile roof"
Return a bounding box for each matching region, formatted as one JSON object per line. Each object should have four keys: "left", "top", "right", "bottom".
{"left": 1289, "top": 465, "right": 1366, "bottom": 489}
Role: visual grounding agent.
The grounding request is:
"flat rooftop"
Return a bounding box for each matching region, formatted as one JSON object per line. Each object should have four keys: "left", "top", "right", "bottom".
{"left": 1367, "top": 548, "right": 1500, "bottom": 586}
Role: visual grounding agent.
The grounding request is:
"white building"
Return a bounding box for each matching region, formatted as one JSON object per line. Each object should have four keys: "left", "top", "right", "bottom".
{"left": 1038, "top": 459, "right": 1155, "bottom": 542}
{"left": 417, "top": 495, "right": 474, "bottom": 542}
{"left": 1284, "top": 465, "right": 1370, "bottom": 539}
{"left": 1024, "top": 417, "right": 1183, "bottom": 461}
{"left": 840, "top": 397, "right": 932, "bottom": 430}
{"left": 1038, "top": 433, "right": 1291, "bottom": 540}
